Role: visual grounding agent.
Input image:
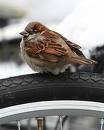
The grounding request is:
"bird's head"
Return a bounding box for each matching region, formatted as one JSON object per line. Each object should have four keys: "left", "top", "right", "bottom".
{"left": 20, "top": 22, "right": 48, "bottom": 41}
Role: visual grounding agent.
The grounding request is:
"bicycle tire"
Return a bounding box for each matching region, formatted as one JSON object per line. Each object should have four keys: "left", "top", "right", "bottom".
{"left": 0, "top": 72, "right": 104, "bottom": 109}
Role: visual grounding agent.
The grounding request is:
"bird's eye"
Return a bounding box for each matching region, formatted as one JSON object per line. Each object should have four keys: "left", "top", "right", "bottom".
{"left": 33, "top": 29, "right": 38, "bottom": 33}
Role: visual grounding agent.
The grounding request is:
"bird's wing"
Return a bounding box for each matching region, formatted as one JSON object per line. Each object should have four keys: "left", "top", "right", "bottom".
{"left": 52, "top": 31, "right": 85, "bottom": 58}
{"left": 24, "top": 36, "right": 68, "bottom": 62}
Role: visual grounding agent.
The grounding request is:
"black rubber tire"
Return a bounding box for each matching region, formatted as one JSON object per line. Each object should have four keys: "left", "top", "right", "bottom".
{"left": 0, "top": 72, "right": 104, "bottom": 108}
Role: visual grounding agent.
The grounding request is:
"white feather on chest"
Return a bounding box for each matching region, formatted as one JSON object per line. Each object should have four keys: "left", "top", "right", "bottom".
{"left": 20, "top": 38, "right": 43, "bottom": 72}
{"left": 20, "top": 37, "right": 70, "bottom": 74}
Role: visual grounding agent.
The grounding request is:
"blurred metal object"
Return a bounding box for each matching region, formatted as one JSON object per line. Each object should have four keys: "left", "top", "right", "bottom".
{"left": 27, "top": 118, "right": 31, "bottom": 130}
{"left": 0, "top": 18, "right": 8, "bottom": 28}
{"left": 59, "top": 116, "right": 63, "bottom": 130}
{"left": 101, "top": 119, "right": 104, "bottom": 130}
{"left": 91, "top": 45, "right": 104, "bottom": 73}
{"left": 17, "top": 121, "right": 21, "bottom": 130}
{"left": 36, "top": 117, "right": 44, "bottom": 130}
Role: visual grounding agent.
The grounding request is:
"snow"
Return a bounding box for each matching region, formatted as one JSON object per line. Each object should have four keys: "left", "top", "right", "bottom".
{"left": 0, "top": 0, "right": 82, "bottom": 23}
{"left": 1, "top": 20, "right": 28, "bottom": 40}
{"left": 1, "top": 0, "right": 104, "bottom": 78}
{"left": 57, "top": 0, "right": 104, "bottom": 56}
{"left": 26, "top": 0, "right": 82, "bottom": 22}
{"left": 0, "top": 62, "right": 34, "bottom": 79}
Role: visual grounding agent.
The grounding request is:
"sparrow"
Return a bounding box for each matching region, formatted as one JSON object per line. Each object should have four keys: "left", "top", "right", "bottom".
{"left": 20, "top": 22, "right": 96, "bottom": 75}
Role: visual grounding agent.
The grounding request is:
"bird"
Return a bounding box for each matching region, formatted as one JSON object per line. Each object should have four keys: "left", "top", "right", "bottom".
{"left": 20, "top": 21, "right": 96, "bottom": 75}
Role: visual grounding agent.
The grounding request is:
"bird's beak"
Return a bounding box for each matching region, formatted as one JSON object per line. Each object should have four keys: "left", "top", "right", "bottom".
{"left": 19, "top": 31, "right": 29, "bottom": 37}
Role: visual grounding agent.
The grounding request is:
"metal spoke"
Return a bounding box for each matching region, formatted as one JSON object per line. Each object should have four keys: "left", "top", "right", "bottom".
{"left": 59, "top": 116, "right": 63, "bottom": 130}
{"left": 27, "top": 118, "right": 31, "bottom": 130}
{"left": 101, "top": 119, "right": 104, "bottom": 130}
{"left": 17, "top": 121, "right": 21, "bottom": 130}
{"left": 36, "top": 117, "right": 44, "bottom": 130}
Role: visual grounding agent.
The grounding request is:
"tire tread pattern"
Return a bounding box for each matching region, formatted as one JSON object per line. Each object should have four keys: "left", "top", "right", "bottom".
{"left": 0, "top": 72, "right": 104, "bottom": 108}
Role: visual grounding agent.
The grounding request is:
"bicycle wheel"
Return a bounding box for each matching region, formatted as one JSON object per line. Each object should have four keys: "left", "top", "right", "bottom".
{"left": 0, "top": 72, "right": 104, "bottom": 123}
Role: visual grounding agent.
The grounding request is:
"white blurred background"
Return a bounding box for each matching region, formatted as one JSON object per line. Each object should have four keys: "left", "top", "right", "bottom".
{"left": 0, "top": 0, "right": 104, "bottom": 129}
{"left": 0, "top": 0, "right": 104, "bottom": 77}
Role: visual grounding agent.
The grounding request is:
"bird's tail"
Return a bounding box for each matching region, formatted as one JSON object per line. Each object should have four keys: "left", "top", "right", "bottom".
{"left": 71, "top": 56, "right": 96, "bottom": 65}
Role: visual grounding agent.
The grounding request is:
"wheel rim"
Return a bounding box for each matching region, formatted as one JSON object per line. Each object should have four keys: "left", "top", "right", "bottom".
{"left": 0, "top": 100, "right": 104, "bottom": 124}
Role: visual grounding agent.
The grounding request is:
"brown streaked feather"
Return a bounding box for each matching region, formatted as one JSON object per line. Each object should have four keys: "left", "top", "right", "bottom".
{"left": 24, "top": 47, "right": 40, "bottom": 58}
{"left": 52, "top": 31, "right": 85, "bottom": 58}
{"left": 25, "top": 43, "right": 40, "bottom": 54}
{"left": 52, "top": 31, "right": 81, "bottom": 49}
{"left": 25, "top": 46, "right": 59, "bottom": 62}
{"left": 53, "top": 31, "right": 82, "bottom": 49}
{"left": 71, "top": 56, "right": 96, "bottom": 64}
{"left": 25, "top": 37, "right": 68, "bottom": 62}
{"left": 39, "top": 53, "right": 58, "bottom": 62}
{"left": 44, "top": 47, "right": 67, "bottom": 56}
